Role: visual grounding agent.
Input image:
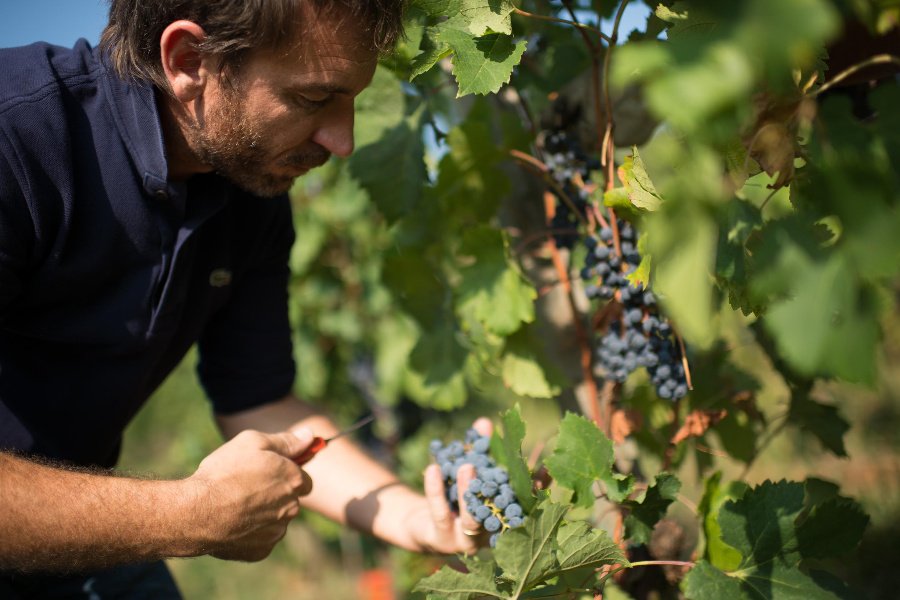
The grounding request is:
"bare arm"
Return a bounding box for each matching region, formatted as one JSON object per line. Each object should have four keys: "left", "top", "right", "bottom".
{"left": 215, "top": 395, "right": 487, "bottom": 554}
{"left": 0, "top": 428, "right": 314, "bottom": 573}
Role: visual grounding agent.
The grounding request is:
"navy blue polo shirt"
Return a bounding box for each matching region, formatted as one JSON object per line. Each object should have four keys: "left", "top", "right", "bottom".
{"left": 0, "top": 40, "right": 297, "bottom": 468}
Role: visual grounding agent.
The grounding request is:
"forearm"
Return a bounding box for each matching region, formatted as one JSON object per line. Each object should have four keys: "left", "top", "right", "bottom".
{"left": 0, "top": 452, "right": 206, "bottom": 573}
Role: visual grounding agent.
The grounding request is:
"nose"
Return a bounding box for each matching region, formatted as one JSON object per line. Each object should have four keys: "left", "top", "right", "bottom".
{"left": 311, "top": 100, "right": 355, "bottom": 158}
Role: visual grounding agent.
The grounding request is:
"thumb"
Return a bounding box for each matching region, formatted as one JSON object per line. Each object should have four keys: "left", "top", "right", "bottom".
{"left": 263, "top": 427, "right": 315, "bottom": 459}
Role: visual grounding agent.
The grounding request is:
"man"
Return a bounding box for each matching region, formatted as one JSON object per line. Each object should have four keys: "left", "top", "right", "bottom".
{"left": 0, "top": 0, "right": 485, "bottom": 596}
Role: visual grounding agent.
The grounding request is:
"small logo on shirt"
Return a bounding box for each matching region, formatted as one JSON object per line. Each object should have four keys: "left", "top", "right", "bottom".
{"left": 209, "top": 268, "right": 233, "bottom": 288}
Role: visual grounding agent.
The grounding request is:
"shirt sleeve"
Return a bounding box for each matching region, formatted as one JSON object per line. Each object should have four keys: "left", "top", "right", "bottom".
{"left": 196, "top": 195, "right": 297, "bottom": 414}
{"left": 0, "top": 129, "right": 35, "bottom": 316}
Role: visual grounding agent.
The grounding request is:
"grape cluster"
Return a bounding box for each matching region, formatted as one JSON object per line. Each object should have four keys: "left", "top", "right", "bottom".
{"left": 429, "top": 429, "right": 525, "bottom": 547}
{"left": 582, "top": 223, "right": 689, "bottom": 400}
{"left": 542, "top": 131, "right": 597, "bottom": 249}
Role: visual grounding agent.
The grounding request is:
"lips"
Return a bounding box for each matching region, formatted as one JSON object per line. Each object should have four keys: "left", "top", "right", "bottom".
{"left": 278, "top": 147, "right": 331, "bottom": 174}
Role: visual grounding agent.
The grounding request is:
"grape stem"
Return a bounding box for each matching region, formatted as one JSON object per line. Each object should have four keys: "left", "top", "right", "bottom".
{"left": 596, "top": 560, "right": 695, "bottom": 589}
{"left": 810, "top": 54, "right": 900, "bottom": 97}
{"left": 512, "top": 7, "right": 612, "bottom": 44}
{"left": 509, "top": 149, "right": 590, "bottom": 227}
{"left": 546, "top": 232, "right": 602, "bottom": 425}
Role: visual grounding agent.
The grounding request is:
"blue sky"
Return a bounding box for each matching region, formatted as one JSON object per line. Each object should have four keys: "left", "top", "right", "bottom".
{"left": 0, "top": 1, "right": 650, "bottom": 50}
{"left": 0, "top": 1, "right": 109, "bottom": 48}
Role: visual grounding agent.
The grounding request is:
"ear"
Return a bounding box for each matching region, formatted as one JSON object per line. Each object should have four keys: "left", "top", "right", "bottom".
{"left": 159, "top": 20, "right": 212, "bottom": 102}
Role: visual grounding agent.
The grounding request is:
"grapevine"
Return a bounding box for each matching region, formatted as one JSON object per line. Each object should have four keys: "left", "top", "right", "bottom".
{"left": 279, "top": 0, "right": 897, "bottom": 598}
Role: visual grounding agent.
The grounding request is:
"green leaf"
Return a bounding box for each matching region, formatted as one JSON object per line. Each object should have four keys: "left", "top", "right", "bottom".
{"left": 410, "top": 27, "right": 452, "bottom": 80}
{"left": 797, "top": 497, "right": 869, "bottom": 559}
{"left": 437, "top": 27, "right": 527, "bottom": 96}
{"left": 647, "top": 205, "right": 718, "bottom": 348}
{"left": 719, "top": 480, "right": 804, "bottom": 567}
{"left": 688, "top": 479, "right": 860, "bottom": 599}
{"left": 500, "top": 325, "right": 563, "bottom": 399}
{"left": 413, "top": 555, "right": 504, "bottom": 599}
{"left": 457, "top": 226, "right": 535, "bottom": 337}
{"left": 554, "top": 520, "right": 627, "bottom": 573}
{"left": 435, "top": 104, "right": 509, "bottom": 218}
{"left": 788, "top": 396, "right": 850, "bottom": 457}
{"left": 619, "top": 147, "right": 664, "bottom": 211}
{"left": 543, "top": 413, "right": 614, "bottom": 508}
{"left": 697, "top": 472, "right": 747, "bottom": 571}
{"left": 412, "top": 0, "right": 515, "bottom": 35}
{"left": 759, "top": 250, "right": 880, "bottom": 384}
{"left": 494, "top": 500, "right": 568, "bottom": 593}
{"left": 406, "top": 320, "right": 469, "bottom": 409}
{"left": 457, "top": 0, "right": 516, "bottom": 35}
{"left": 500, "top": 347, "right": 560, "bottom": 399}
{"left": 497, "top": 405, "right": 537, "bottom": 512}
{"left": 683, "top": 560, "right": 744, "bottom": 600}
{"left": 623, "top": 473, "right": 681, "bottom": 545}
{"left": 683, "top": 559, "right": 844, "bottom": 600}
{"left": 352, "top": 67, "right": 407, "bottom": 148}
{"left": 349, "top": 108, "right": 427, "bottom": 223}
{"left": 382, "top": 249, "right": 446, "bottom": 327}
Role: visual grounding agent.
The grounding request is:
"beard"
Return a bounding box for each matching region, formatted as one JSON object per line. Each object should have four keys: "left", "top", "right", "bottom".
{"left": 186, "top": 88, "right": 331, "bottom": 198}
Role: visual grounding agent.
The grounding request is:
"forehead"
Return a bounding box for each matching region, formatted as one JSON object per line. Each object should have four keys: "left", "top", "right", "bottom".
{"left": 240, "top": 5, "right": 378, "bottom": 93}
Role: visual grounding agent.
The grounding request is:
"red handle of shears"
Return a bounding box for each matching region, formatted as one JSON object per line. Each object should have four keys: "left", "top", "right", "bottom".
{"left": 294, "top": 436, "right": 327, "bottom": 465}
{"left": 292, "top": 414, "right": 374, "bottom": 466}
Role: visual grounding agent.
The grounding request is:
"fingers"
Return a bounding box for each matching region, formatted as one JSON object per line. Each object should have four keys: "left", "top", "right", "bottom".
{"left": 455, "top": 463, "right": 482, "bottom": 534}
{"left": 472, "top": 417, "right": 493, "bottom": 437}
{"left": 296, "top": 468, "right": 314, "bottom": 497}
{"left": 423, "top": 463, "right": 455, "bottom": 533}
{"left": 260, "top": 427, "right": 314, "bottom": 460}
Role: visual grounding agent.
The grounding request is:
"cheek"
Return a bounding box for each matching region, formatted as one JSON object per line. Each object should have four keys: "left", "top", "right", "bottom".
{"left": 263, "top": 114, "right": 319, "bottom": 154}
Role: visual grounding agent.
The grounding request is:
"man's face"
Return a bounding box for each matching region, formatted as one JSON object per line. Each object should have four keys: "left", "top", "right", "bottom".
{"left": 186, "top": 10, "right": 378, "bottom": 197}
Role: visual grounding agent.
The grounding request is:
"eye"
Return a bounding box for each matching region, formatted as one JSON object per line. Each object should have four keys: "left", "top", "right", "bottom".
{"left": 291, "top": 93, "right": 331, "bottom": 111}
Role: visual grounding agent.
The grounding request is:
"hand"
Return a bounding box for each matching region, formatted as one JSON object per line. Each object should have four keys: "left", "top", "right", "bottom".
{"left": 408, "top": 418, "right": 494, "bottom": 555}
{"left": 186, "top": 428, "right": 314, "bottom": 561}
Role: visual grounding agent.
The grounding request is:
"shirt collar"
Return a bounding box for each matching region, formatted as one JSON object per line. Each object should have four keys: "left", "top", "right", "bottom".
{"left": 98, "top": 49, "right": 170, "bottom": 199}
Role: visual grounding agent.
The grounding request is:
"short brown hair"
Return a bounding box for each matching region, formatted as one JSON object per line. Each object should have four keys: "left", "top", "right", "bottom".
{"left": 100, "top": 0, "right": 404, "bottom": 91}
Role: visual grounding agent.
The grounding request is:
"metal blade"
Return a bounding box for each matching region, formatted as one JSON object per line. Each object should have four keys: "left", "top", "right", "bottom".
{"left": 325, "top": 414, "right": 374, "bottom": 442}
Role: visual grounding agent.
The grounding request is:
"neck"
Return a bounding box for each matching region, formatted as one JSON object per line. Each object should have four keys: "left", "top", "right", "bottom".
{"left": 155, "top": 89, "right": 213, "bottom": 181}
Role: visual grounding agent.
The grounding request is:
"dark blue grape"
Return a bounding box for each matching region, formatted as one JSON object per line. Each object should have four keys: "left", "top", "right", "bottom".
{"left": 507, "top": 516, "right": 524, "bottom": 528}
{"left": 484, "top": 516, "right": 502, "bottom": 532}
{"left": 474, "top": 505, "right": 492, "bottom": 522}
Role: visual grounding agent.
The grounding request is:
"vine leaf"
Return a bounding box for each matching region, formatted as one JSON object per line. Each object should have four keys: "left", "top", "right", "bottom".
{"left": 788, "top": 394, "right": 850, "bottom": 457}
{"left": 554, "top": 520, "right": 627, "bottom": 573}
{"left": 413, "top": 554, "right": 504, "bottom": 599}
{"left": 683, "top": 560, "right": 744, "bottom": 600}
{"left": 543, "top": 413, "right": 615, "bottom": 508}
{"left": 440, "top": 28, "right": 527, "bottom": 97}
{"left": 617, "top": 147, "right": 663, "bottom": 211}
{"left": 760, "top": 251, "right": 880, "bottom": 385}
{"left": 349, "top": 112, "right": 426, "bottom": 223}
{"left": 494, "top": 500, "right": 568, "bottom": 593}
{"left": 349, "top": 69, "right": 426, "bottom": 223}
{"left": 623, "top": 472, "right": 681, "bottom": 545}
{"left": 413, "top": 0, "right": 516, "bottom": 35}
{"left": 457, "top": 226, "right": 535, "bottom": 337}
{"left": 500, "top": 327, "right": 563, "bottom": 399}
{"left": 406, "top": 319, "right": 468, "bottom": 409}
{"left": 697, "top": 472, "right": 747, "bottom": 571}
{"left": 685, "top": 480, "right": 866, "bottom": 599}
{"left": 496, "top": 405, "right": 538, "bottom": 512}
{"left": 796, "top": 497, "right": 869, "bottom": 560}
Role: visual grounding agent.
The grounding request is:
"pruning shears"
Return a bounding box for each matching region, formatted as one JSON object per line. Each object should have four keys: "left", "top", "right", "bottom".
{"left": 294, "top": 414, "right": 374, "bottom": 465}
